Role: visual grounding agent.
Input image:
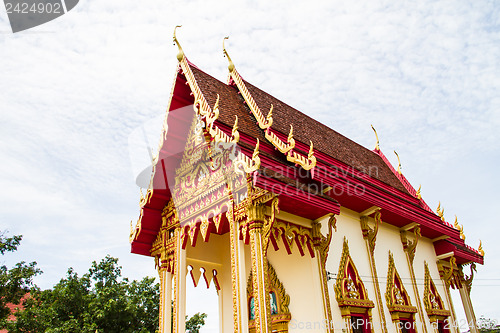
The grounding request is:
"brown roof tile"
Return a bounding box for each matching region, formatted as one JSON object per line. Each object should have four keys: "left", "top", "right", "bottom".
{"left": 190, "top": 64, "right": 408, "bottom": 194}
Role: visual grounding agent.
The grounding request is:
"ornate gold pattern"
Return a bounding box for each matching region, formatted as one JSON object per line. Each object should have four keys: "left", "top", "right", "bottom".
{"left": 312, "top": 215, "right": 337, "bottom": 332}
{"left": 423, "top": 262, "right": 451, "bottom": 321}
{"left": 266, "top": 220, "right": 315, "bottom": 257}
{"left": 437, "top": 202, "right": 444, "bottom": 221}
{"left": 222, "top": 43, "right": 316, "bottom": 171}
{"left": 334, "top": 237, "right": 375, "bottom": 310}
{"left": 360, "top": 211, "right": 381, "bottom": 255}
{"left": 478, "top": 240, "right": 484, "bottom": 256}
{"left": 400, "top": 227, "right": 421, "bottom": 264}
{"left": 453, "top": 216, "right": 466, "bottom": 240}
{"left": 360, "top": 211, "right": 388, "bottom": 333}
{"left": 234, "top": 139, "right": 261, "bottom": 175}
{"left": 462, "top": 263, "right": 476, "bottom": 295}
{"left": 385, "top": 252, "right": 417, "bottom": 316}
{"left": 227, "top": 202, "right": 244, "bottom": 332}
{"left": 247, "top": 261, "right": 291, "bottom": 333}
{"left": 400, "top": 226, "right": 428, "bottom": 333}
{"left": 416, "top": 185, "right": 422, "bottom": 200}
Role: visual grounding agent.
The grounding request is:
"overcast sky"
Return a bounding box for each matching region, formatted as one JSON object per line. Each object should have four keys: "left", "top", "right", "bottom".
{"left": 1, "top": 0, "right": 499, "bottom": 331}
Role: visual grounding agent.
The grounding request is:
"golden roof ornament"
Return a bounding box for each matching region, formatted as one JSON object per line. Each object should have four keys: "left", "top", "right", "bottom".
{"left": 266, "top": 105, "right": 273, "bottom": 128}
{"left": 308, "top": 141, "right": 314, "bottom": 160}
{"left": 173, "top": 25, "right": 184, "bottom": 62}
{"left": 478, "top": 240, "right": 484, "bottom": 256}
{"left": 454, "top": 215, "right": 459, "bottom": 229}
{"left": 223, "top": 36, "right": 235, "bottom": 72}
{"left": 416, "top": 185, "right": 422, "bottom": 200}
{"left": 231, "top": 115, "right": 239, "bottom": 142}
{"left": 436, "top": 202, "right": 443, "bottom": 220}
{"left": 287, "top": 125, "right": 295, "bottom": 146}
{"left": 394, "top": 151, "right": 402, "bottom": 174}
{"left": 460, "top": 225, "right": 465, "bottom": 241}
{"left": 371, "top": 125, "right": 380, "bottom": 150}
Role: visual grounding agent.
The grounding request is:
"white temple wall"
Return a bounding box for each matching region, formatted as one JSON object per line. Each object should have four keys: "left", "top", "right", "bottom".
{"left": 266, "top": 244, "right": 325, "bottom": 331}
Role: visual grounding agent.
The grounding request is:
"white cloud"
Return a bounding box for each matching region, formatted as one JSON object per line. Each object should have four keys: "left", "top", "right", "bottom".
{"left": 1, "top": 0, "right": 499, "bottom": 327}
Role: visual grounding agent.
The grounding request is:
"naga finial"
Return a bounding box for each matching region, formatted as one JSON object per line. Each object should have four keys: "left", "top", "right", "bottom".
{"left": 288, "top": 125, "right": 294, "bottom": 144}
{"left": 253, "top": 139, "right": 260, "bottom": 160}
{"left": 266, "top": 105, "right": 273, "bottom": 128}
{"left": 308, "top": 140, "right": 314, "bottom": 159}
{"left": 454, "top": 215, "right": 459, "bottom": 229}
{"left": 416, "top": 184, "right": 422, "bottom": 199}
{"left": 231, "top": 115, "right": 240, "bottom": 143}
{"left": 478, "top": 240, "right": 484, "bottom": 256}
{"left": 223, "top": 37, "right": 235, "bottom": 72}
{"left": 371, "top": 124, "right": 380, "bottom": 150}
{"left": 394, "top": 151, "right": 402, "bottom": 174}
{"left": 460, "top": 225, "right": 465, "bottom": 240}
{"left": 436, "top": 202, "right": 444, "bottom": 220}
{"left": 173, "top": 25, "right": 184, "bottom": 62}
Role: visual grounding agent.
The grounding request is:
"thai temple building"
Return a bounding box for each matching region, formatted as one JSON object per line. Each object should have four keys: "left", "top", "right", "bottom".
{"left": 129, "top": 29, "right": 484, "bottom": 333}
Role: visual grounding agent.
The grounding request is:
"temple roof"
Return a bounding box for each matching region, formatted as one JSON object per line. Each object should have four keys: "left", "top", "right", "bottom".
{"left": 190, "top": 65, "right": 409, "bottom": 194}
{"left": 130, "top": 50, "right": 483, "bottom": 265}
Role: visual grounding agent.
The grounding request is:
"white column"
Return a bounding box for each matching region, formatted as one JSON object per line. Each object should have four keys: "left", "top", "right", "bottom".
{"left": 163, "top": 271, "right": 172, "bottom": 333}
{"left": 177, "top": 248, "right": 187, "bottom": 333}
{"left": 459, "top": 286, "right": 479, "bottom": 333}
{"left": 174, "top": 230, "right": 187, "bottom": 333}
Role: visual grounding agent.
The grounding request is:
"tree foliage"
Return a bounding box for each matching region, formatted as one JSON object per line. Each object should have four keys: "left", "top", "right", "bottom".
{"left": 6, "top": 255, "right": 160, "bottom": 333}
{"left": 185, "top": 312, "right": 207, "bottom": 333}
{"left": 0, "top": 231, "right": 41, "bottom": 324}
{"left": 1, "top": 233, "right": 207, "bottom": 332}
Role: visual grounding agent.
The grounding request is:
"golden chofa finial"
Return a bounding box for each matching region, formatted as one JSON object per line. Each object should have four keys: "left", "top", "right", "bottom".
{"left": 454, "top": 215, "right": 459, "bottom": 229}
{"left": 460, "top": 225, "right": 465, "bottom": 240}
{"left": 436, "top": 202, "right": 444, "bottom": 220}
{"left": 394, "top": 151, "right": 402, "bottom": 174}
{"left": 416, "top": 185, "right": 422, "bottom": 200}
{"left": 371, "top": 125, "right": 380, "bottom": 150}
{"left": 173, "top": 25, "right": 184, "bottom": 62}
{"left": 223, "top": 36, "right": 235, "bottom": 72}
{"left": 478, "top": 240, "right": 484, "bottom": 256}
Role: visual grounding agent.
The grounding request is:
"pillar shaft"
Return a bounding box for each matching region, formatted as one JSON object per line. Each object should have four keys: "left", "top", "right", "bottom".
{"left": 459, "top": 286, "right": 479, "bottom": 333}
{"left": 173, "top": 228, "right": 186, "bottom": 333}
{"left": 249, "top": 221, "right": 270, "bottom": 333}
{"left": 159, "top": 269, "right": 173, "bottom": 333}
{"left": 228, "top": 208, "right": 248, "bottom": 332}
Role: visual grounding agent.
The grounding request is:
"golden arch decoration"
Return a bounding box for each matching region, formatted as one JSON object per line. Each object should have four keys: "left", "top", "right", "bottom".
{"left": 423, "top": 262, "right": 451, "bottom": 324}
{"left": 385, "top": 252, "right": 417, "bottom": 327}
{"left": 247, "top": 260, "right": 291, "bottom": 333}
{"left": 334, "top": 237, "right": 374, "bottom": 331}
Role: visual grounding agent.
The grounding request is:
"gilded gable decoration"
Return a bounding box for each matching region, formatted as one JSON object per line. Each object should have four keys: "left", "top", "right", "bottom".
{"left": 247, "top": 261, "right": 291, "bottom": 333}
{"left": 385, "top": 252, "right": 417, "bottom": 322}
{"left": 222, "top": 39, "right": 316, "bottom": 171}
{"left": 423, "top": 262, "right": 451, "bottom": 323}
{"left": 335, "top": 237, "right": 375, "bottom": 312}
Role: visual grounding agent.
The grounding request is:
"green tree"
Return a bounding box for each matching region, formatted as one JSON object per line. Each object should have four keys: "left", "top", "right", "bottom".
{"left": 7, "top": 255, "right": 159, "bottom": 333}
{"left": 7, "top": 255, "right": 207, "bottom": 332}
{"left": 185, "top": 312, "right": 207, "bottom": 333}
{"left": 0, "top": 231, "right": 41, "bottom": 325}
